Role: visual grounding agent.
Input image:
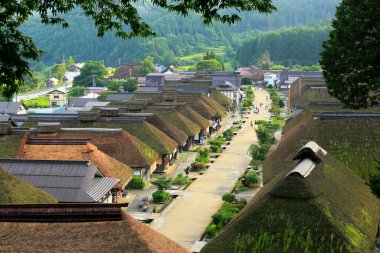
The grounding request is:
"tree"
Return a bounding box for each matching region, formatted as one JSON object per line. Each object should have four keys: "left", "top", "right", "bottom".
{"left": 152, "top": 177, "right": 172, "bottom": 191}
{"left": 139, "top": 56, "right": 155, "bottom": 76}
{"left": 68, "top": 86, "right": 87, "bottom": 98}
{"left": 196, "top": 59, "right": 223, "bottom": 71}
{"left": 0, "top": 0, "right": 275, "bottom": 99}
{"left": 257, "top": 51, "right": 273, "bottom": 70}
{"left": 51, "top": 64, "right": 66, "bottom": 80}
{"left": 320, "top": 0, "right": 380, "bottom": 109}
{"left": 66, "top": 56, "right": 75, "bottom": 68}
{"left": 73, "top": 61, "right": 107, "bottom": 87}
{"left": 203, "top": 51, "right": 217, "bottom": 60}
{"left": 123, "top": 78, "right": 138, "bottom": 92}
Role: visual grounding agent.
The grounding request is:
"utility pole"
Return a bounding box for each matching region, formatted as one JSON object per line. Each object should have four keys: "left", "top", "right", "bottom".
{"left": 62, "top": 54, "right": 65, "bottom": 64}
{"left": 92, "top": 75, "right": 96, "bottom": 87}
{"left": 118, "top": 58, "right": 121, "bottom": 68}
{"left": 288, "top": 59, "right": 292, "bottom": 69}
{"left": 129, "top": 68, "right": 132, "bottom": 78}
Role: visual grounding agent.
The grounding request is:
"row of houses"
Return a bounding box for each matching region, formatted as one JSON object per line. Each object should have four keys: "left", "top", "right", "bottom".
{"left": 0, "top": 89, "right": 232, "bottom": 204}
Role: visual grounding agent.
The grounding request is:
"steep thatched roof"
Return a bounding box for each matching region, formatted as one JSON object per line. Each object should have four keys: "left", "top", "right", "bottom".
{"left": 0, "top": 134, "right": 26, "bottom": 159}
{"left": 185, "top": 98, "right": 217, "bottom": 120}
{"left": 28, "top": 130, "right": 158, "bottom": 168}
{"left": 0, "top": 167, "right": 57, "bottom": 204}
{"left": 199, "top": 96, "right": 226, "bottom": 117}
{"left": 149, "top": 109, "right": 201, "bottom": 137}
{"left": 176, "top": 105, "right": 210, "bottom": 130}
{"left": 132, "top": 92, "right": 162, "bottom": 103}
{"left": 210, "top": 90, "right": 232, "bottom": 106}
{"left": 202, "top": 143, "right": 380, "bottom": 253}
{"left": 18, "top": 143, "right": 134, "bottom": 189}
{"left": 121, "top": 121, "right": 178, "bottom": 155}
{"left": 146, "top": 116, "right": 188, "bottom": 146}
{"left": 0, "top": 210, "right": 189, "bottom": 253}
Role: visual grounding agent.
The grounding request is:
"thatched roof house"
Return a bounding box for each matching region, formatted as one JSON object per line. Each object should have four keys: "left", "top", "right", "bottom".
{"left": 149, "top": 108, "right": 201, "bottom": 137}
{"left": 199, "top": 96, "right": 226, "bottom": 117}
{"left": 210, "top": 90, "right": 232, "bottom": 107}
{"left": 146, "top": 116, "right": 188, "bottom": 147}
{"left": 0, "top": 167, "right": 57, "bottom": 204}
{"left": 176, "top": 105, "right": 210, "bottom": 131}
{"left": 201, "top": 143, "right": 380, "bottom": 253}
{"left": 179, "top": 97, "right": 217, "bottom": 120}
{"left": 0, "top": 204, "right": 190, "bottom": 253}
{"left": 18, "top": 142, "right": 134, "bottom": 190}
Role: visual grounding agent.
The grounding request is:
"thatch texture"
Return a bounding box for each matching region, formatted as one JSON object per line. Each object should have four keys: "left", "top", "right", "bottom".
{"left": 28, "top": 130, "right": 158, "bottom": 168}
{"left": 18, "top": 143, "right": 133, "bottom": 189}
{"left": 210, "top": 90, "right": 232, "bottom": 106}
{"left": 202, "top": 150, "right": 380, "bottom": 253}
{"left": 0, "top": 134, "right": 26, "bottom": 159}
{"left": 199, "top": 96, "right": 226, "bottom": 117}
{"left": 0, "top": 167, "right": 57, "bottom": 204}
{"left": 132, "top": 92, "right": 162, "bottom": 103}
{"left": 146, "top": 116, "right": 188, "bottom": 146}
{"left": 0, "top": 211, "right": 189, "bottom": 253}
{"left": 180, "top": 97, "right": 217, "bottom": 120}
{"left": 176, "top": 105, "right": 210, "bottom": 130}
{"left": 150, "top": 109, "right": 201, "bottom": 137}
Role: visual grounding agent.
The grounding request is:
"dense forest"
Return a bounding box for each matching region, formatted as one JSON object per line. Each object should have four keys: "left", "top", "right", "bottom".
{"left": 236, "top": 25, "right": 331, "bottom": 66}
{"left": 21, "top": 0, "right": 340, "bottom": 68}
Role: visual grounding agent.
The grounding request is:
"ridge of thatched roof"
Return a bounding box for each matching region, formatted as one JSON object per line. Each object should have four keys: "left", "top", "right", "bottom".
{"left": 0, "top": 210, "right": 190, "bottom": 253}
{"left": 122, "top": 121, "right": 178, "bottom": 155}
{"left": 176, "top": 105, "right": 210, "bottom": 130}
{"left": 0, "top": 167, "right": 57, "bottom": 204}
{"left": 202, "top": 148, "right": 380, "bottom": 253}
{"left": 18, "top": 143, "right": 134, "bottom": 189}
{"left": 146, "top": 116, "right": 188, "bottom": 146}
{"left": 149, "top": 109, "right": 201, "bottom": 137}
{"left": 199, "top": 96, "right": 226, "bottom": 117}
{"left": 210, "top": 90, "right": 232, "bottom": 106}
{"left": 27, "top": 130, "right": 158, "bottom": 168}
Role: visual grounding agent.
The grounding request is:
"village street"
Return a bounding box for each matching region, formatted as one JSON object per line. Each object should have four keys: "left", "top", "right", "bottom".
{"left": 150, "top": 88, "right": 271, "bottom": 249}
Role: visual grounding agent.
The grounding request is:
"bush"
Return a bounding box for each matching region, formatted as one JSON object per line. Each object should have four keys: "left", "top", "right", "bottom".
{"left": 222, "top": 129, "right": 234, "bottom": 141}
{"left": 209, "top": 136, "right": 225, "bottom": 153}
{"left": 211, "top": 203, "right": 240, "bottom": 226}
{"left": 210, "top": 144, "right": 223, "bottom": 153}
{"left": 190, "top": 162, "right": 206, "bottom": 172}
{"left": 126, "top": 176, "right": 144, "bottom": 189}
{"left": 222, "top": 193, "right": 237, "bottom": 203}
{"left": 256, "top": 125, "right": 275, "bottom": 145}
{"left": 278, "top": 99, "right": 285, "bottom": 108}
{"left": 172, "top": 173, "right": 192, "bottom": 185}
{"left": 236, "top": 199, "right": 248, "bottom": 210}
{"left": 206, "top": 224, "right": 218, "bottom": 238}
{"left": 246, "top": 171, "right": 259, "bottom": 185}
{"left": 152, "top": 190, "right": 170, "bottom": 203}
{"left": 249, "top": 144, "right": 270, "bottom": 161}
{"left": 152, "top": 177, "right": 172, "bottom": 191}
{"left": 196, "top": 148, "right": 210, "bottom": 163}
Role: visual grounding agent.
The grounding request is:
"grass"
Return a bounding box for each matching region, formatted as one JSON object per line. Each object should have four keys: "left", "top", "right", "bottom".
{"left": 22, "top": 96, "right": 50, "bottom": 108}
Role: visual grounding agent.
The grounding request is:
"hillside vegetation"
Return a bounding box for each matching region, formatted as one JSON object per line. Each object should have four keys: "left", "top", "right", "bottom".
{"left": 21, "top": 0, "right": 340, "bottom": 67}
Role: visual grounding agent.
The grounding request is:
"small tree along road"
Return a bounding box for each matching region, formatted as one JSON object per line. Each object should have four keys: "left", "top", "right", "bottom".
{"left": 0, "top": 0, "right": 275, "bottom": 100}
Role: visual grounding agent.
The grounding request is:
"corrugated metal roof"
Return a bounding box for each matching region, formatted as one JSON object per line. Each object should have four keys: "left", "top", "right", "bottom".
{"left": 85, "top": 101, "right": 110, "bottom": 107}
{"left": 0, "top": 114, "right": 10, "bottom": 122}
{"left": 287, "top": 158, "right": 315, "bottom": 178}
{"left": 87, "top": 177, "right": 119, "bottom": 202}
{"left": 106, "top": 93, "right": 134, "bottom": 102}
{"left": 0, "top": 102, "right": 22, "bottom": 114}
{"left": 0, "top": 159, "right": 115, "bottom": 202}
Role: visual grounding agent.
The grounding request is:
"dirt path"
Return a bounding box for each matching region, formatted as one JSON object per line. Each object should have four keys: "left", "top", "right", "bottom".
{"left": 150, "top": 88, "right": 271, "bottom": 249}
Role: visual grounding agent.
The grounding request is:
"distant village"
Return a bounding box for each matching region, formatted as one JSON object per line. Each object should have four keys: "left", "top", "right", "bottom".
{"left": 0, "top": 61, "right": 379, "bottom": 253}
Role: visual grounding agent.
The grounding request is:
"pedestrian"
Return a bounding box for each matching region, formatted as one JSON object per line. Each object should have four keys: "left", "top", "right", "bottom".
{"left": 250, "top": 121, "right": 253, "bottom": 127}
{"left": 242, "top": 176, "right": 247, "bottom": 186}
{"left": 185, "top": 166, "right": 190, "bottom": 177}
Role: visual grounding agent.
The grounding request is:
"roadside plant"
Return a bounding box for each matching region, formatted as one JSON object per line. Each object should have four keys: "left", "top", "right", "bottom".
{"left": 152, "top": 177, "right": 172, "bottom": 191}
{"left": 152, "top": 190, "right": 170, "bottom": 203}
{"left": 222, "top": 193, "right": 237, "bottom": 203}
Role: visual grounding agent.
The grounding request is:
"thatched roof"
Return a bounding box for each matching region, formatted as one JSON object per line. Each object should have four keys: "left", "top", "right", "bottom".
{"left": 210, "top": 90, "right": 232, "bottom": 106}
{"left": 199, "top": 96, "right": 226, "bottom": 117}
{"left": 0, "top": 167, "right": 57, "bottom": 204}
{"left": 146, "top": 116, "right": 188, "bottom": 146}
{"left": 176, "top": 105, "right": 210, "bottom": 130}
{"left": 0, "top": 210, "right": 189, "bottom": 253}
{"left": 0, "top": 134, "right": 26, "bottom": 159}
{"left": 121, "top": 121, "right": 178, "bottom": 155}
{"left": 202, "top": 146, "right": 380, "bottom": 253}
{"left": 18, "top": 143, "right": 133, "bottom": 189}
{"left": 184, "top": 98, "right": 217, "bottom": 120}
{"left": 149, "top": 109, "right": 201, "bottom": 137}
{"left": 28, "top": 130, "right": 158, "bottom": 168}
{"left": 132, "top": 92, "right": 162, "bottom": 103}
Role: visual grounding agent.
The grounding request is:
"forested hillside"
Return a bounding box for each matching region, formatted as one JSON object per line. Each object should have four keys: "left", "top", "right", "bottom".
{"left": 236, "top": 25, "right": 330, "bottom": 66}
{"left": 21, "top": 0, "right": 340, "bottom": 67}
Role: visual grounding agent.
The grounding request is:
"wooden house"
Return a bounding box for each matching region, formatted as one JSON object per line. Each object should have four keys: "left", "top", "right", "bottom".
{"left": 47, "top": 90, "right": 67, "bottom": 107}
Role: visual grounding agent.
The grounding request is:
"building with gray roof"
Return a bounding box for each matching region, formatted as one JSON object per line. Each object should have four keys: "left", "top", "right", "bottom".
{"left": 0, "top": 159, "right": 119, "bottom": 203}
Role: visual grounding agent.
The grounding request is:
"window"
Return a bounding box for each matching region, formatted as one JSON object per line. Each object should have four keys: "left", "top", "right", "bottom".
{"left": 51, "top": 102, "right": 57, "bottom": 107}
{"left": 54, "top": 95, "right": 59, "bottom": 99}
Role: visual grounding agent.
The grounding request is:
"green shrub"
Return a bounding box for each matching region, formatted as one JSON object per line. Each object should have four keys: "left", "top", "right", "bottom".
{"left": 246, "top": 171, "right": 259, "bottom": 185}
{"left": 249, "top": 144, "right": 270, "bottom": 161}
{"left": 206, "top": 224, "right": 218, "bottom": 238}
{"left": 222, "top": 129, "right": 234, "bottom": 141}
{"left": 126, "top": 176, "right": 144, "bottom": 189}
{"left": 152, "top": 190, "right": 170, "bottom": 203}
{"left": 196, "top": 148, "right": 210, "bottom": 163}
{"left": 190, "top": 162, "right": 206, "bottom": 172}
{"left": 236, "top": 199, "right": 248, "bottom": 210}
{"left": 278, "top": 99, "right": 285, "bottom": 108}
{"left": 209, "top": 136, "right": 225, "bottom": 153}
{"left": 152, "top": 177, "right": 172, "bottom": 191}
{"left": 22, "top": 96, "right": 50, "bottom": 108}
{"left": 210, "top": 144, "right": 223, "bottom": 153}
{"left": 212, "top": 203, "right": 240, "bottom": 226}
{"left": 256, "top": 125, "right": 275, "bottom": 145}
{"left": 172, "top": 173, "right": 192, "bottom": 185}
{"left": 222, "top": 193, "right": 237, "bottom": 203}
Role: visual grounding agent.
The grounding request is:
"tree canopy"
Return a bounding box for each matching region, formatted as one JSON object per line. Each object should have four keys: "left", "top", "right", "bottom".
{"left": 320, "top": 0, "right": 380, "bottom": 108}
{"left": 73, "top": 61, "right": 107, "bottom": 87}
{"left": 139, "top": 56, "right": 155, "bottom": 76}
{"left": 196, "top": 59, "right": 223, "bottom": 71}
{"left": 0, "top": 0, "right": 276, "bottom": 99}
